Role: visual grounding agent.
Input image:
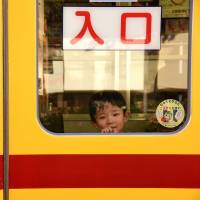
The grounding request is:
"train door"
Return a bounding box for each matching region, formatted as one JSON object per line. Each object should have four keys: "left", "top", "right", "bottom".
{"left": 3, "top": 0, "right": 200, "bottom": 199}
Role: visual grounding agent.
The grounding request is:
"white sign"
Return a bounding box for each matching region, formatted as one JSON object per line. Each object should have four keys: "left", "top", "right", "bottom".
{"left": 63, "top": 7, "right": 161, "bottom": 50}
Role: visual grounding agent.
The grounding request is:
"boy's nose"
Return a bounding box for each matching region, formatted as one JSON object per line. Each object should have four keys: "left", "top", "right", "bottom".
{"left": 107, "top": 115, "right": 114, "bottom": 124}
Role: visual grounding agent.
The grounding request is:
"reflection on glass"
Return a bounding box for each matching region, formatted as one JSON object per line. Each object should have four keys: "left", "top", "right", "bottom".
{"left": 38, "top": 0, "right": 190, "bottom": 134}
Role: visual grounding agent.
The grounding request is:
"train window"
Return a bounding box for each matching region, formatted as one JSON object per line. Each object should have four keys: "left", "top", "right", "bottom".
{"left": 37, "top": 0, "right": 191, "bottom": 134}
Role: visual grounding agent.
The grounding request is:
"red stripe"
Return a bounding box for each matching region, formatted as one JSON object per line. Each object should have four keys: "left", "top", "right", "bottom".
{"left": 8, "top": 154, "right": 200, "bottom": 189}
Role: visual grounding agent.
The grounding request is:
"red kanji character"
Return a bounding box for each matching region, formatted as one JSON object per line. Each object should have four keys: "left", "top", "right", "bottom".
{"left": 70, "top": 11, "right": 104, "bottom": 45}
{"left": 121, "top": 12, "right": 152, "bottom": 44}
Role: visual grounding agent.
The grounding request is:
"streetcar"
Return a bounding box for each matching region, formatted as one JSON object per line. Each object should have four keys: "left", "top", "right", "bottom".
{"left": 1, "top": 0, "right": 200, "bottom": 199}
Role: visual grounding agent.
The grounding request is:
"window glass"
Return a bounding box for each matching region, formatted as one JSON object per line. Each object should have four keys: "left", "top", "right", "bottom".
{"left": 38, "top": 0, "right": 191, "bottom": 134}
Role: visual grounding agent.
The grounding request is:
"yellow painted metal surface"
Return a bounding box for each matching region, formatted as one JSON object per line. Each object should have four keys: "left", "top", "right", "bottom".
{"left": 8, "top": 0, "right": 200, "bottom": 155}
{"left": 9, "top": 189, "right": 200, "bottom": 200}
{"left": 7, "top": 0, "right": 200, "bottom": 199}
{"left": 0, "top": 192, "right": 2, "bottom": 200}
{"left": 0, "top": 0, "right": 3, "bottom": 150}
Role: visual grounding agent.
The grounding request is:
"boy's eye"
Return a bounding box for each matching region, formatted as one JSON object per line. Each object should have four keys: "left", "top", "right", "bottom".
{"left": 113, "top": 112, "right": 120, "bottom": 116}
{"left": 98, "top": 115, "right": 106, "bottom": 120}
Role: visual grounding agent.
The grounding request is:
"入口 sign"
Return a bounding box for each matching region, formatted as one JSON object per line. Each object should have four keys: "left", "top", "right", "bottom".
{"left": 63, "top": 7, "right": 161, "bottom": 50}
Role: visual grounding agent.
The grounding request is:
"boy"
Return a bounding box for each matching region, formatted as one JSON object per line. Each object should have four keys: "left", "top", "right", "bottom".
{"left": 89, "top": 91, "right": 129, "bottom": 133}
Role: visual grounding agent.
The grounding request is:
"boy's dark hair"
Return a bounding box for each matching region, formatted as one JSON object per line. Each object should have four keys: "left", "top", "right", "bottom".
{"left": 89, "top": 91, "right": 127, "bottom": 122}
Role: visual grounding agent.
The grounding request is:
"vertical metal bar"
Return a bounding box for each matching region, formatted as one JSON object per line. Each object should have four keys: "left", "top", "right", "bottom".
{"left": 2, "top": 0, "right": 9, "bottom": 199}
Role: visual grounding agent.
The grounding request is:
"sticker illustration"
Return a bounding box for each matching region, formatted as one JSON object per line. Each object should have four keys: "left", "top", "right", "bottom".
{"left": 156, "top": 99, "right": 185, "bottom": 128}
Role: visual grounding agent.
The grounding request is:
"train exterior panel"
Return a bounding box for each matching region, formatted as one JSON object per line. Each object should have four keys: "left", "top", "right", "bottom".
{"left": 1, "top": 0, "right": 200, "bottom": 199}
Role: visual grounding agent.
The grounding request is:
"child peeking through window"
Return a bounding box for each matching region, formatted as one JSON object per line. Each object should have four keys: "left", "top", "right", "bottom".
{"left": 89, "top": 91, "right": 129, "bottom": 133}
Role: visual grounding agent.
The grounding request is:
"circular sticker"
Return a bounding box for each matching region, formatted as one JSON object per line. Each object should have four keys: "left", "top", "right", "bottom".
{"left": 156, "top": 99, "right": 185, "bottom": 128}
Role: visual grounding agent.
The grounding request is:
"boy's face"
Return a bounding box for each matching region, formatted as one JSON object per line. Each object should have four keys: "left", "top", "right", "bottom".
{"left": 94, "top": 102, "right": 128, "bottom": 133}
